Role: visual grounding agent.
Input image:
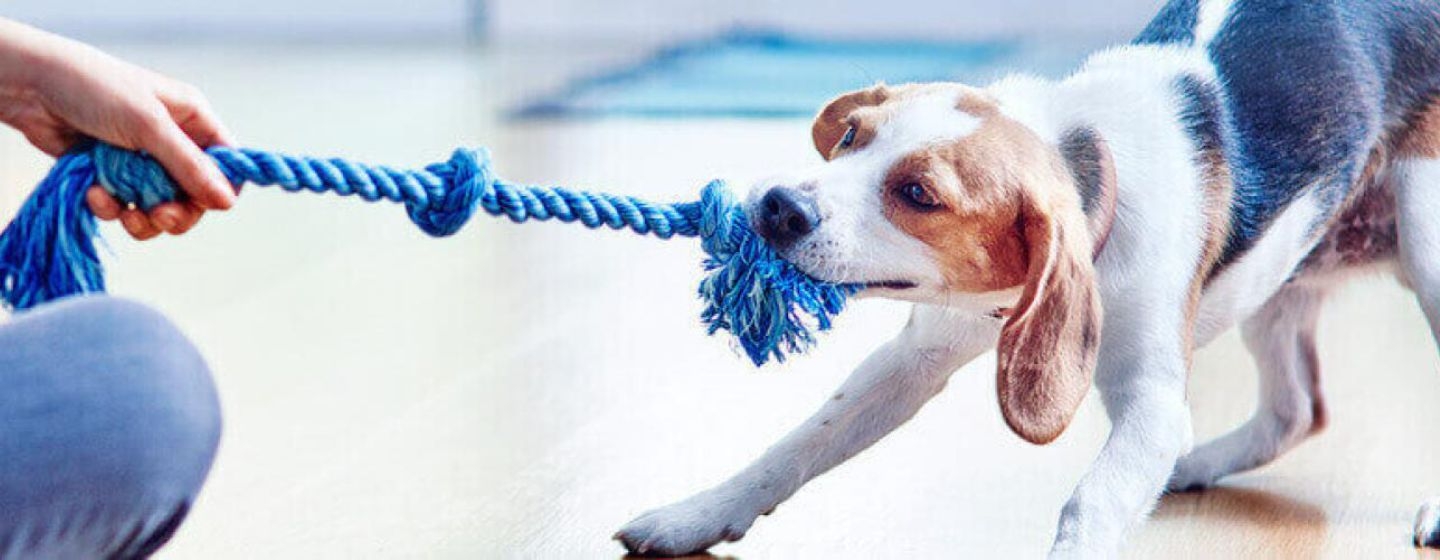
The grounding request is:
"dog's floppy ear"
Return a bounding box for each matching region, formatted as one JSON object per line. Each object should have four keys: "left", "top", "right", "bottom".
{"left": 995, "top": 169, "right": 1105, "bottom": 445}
{"left": 812, "top": 84, "right": 888, "bottom": 160}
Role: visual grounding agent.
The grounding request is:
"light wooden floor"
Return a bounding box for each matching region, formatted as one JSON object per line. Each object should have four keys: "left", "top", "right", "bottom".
{"left": 3, "top": 41, "right": 1440, "bottom": 559}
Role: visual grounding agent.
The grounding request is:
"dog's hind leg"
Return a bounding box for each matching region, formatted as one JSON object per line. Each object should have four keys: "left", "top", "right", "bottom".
{"left": 1167, "top": 283, "right": 1327, "bottom": 492}
{"left": 1394, "top": 157, "right": 1440, "bottom": 548}
{"left": 614, "top": 305, "right": 1000, "bottom": 557}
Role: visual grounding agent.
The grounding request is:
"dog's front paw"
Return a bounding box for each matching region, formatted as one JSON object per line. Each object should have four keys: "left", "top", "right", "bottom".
{"left": 614, "top": 492, "right": 757, "bottom": 556}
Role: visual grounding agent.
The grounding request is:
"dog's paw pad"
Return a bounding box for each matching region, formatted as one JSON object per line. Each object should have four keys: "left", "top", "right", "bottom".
{"left": 615, "top": 497, "right": 756, "bottom": 557}
{"left": 613, "top": 492, "right": 760, "bottom": 552}
{"left": 1414, "top": 498, "right": 1440, "bottom": 548}
{"left": 615, "top": 518, "right": 691, "bottom": 557}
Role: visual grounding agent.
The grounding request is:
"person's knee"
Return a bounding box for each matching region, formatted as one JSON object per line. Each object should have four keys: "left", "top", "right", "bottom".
{"left": 80, "top": 297, "right": 222, "bottom": 487}
{"left": 0, "top": 296, "right": 222, "bottom": 557}
{"left": 4, "top": 296, "right": 222, "bottom": 501}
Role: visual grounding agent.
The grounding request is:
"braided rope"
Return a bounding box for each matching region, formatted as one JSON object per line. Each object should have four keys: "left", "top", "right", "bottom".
{"left": 94, "top": 143, "right": 706, "bottom": 240}
{"left": 0, "top": 142, "right": 858, "bottom": 365}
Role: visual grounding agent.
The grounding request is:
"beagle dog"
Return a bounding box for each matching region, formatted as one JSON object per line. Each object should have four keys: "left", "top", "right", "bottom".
{"left": 617, "top": 0, "right": 1440, "bottom": 556}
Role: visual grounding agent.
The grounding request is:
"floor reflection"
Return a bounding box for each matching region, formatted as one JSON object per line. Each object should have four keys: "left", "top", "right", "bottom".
{"left": 1154, "top": 486, "right": 1327, "bottom": 558}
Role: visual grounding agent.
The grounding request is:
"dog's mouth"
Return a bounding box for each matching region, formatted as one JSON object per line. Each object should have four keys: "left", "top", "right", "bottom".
{"left": 863, "top": 280, "right": 918, "bottom": 291}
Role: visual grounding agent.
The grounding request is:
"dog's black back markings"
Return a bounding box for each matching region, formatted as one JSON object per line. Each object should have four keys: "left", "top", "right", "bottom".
{"left": 1139, "top": 0, "right": 1440, "bottom": 269}
{"left": 1134, "top": 0, "right": 1201, "bottom": 46}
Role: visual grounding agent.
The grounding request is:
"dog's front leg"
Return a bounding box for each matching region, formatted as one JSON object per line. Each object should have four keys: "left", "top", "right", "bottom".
{"left": 1049, "top": 310, "right": 1193, "bottom": 558}
{"left": 615, "top": 305, "right": 1000, "bottom": 556}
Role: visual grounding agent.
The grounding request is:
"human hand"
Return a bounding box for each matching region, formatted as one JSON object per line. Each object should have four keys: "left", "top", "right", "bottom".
{"left": 0, "top": 19, "right": 235, "bottom": 240}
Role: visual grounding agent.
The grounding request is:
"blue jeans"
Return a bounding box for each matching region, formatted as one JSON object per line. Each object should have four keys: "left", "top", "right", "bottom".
{"left": 0, "top": 296, "right": 221, "bottom": 559}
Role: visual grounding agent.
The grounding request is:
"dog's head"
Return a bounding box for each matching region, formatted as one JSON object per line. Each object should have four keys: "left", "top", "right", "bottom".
{"left": 749, "top": 83, "right": 1115, "bottom": 444}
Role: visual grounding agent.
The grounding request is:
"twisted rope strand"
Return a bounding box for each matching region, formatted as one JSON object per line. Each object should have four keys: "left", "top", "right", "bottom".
{"left": 98, "top": 143, "right": 706, "bottom": 241}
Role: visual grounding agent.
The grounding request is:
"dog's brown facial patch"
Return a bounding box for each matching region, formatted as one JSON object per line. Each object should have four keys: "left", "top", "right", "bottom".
{"left": 881, "top": 95, "right": 1061, "bottom": 292}
{"left": 881, "top": 143, "right": 1028, "bottom": 292}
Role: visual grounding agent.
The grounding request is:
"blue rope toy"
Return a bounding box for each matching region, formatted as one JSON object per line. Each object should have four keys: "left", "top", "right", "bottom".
{"left": 0, "top": 142, "right": 859, "bottom": 365}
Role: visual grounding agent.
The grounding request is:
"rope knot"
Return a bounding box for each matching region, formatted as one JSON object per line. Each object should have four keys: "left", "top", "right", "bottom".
{"left": 408, "top": 148, "right": 488, "bottom": 237}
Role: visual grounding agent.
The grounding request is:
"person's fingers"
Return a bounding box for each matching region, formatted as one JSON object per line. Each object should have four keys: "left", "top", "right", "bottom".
{"left": 176, "top": 106, "right": 233, "bottom": 148}
{"left": 147, "top": 201, "right": 190, "bottom": 233}
{"left": 119, "top": 208, "right": 161, "bottom": 240}
{"left": 166, "top": 201, "right": 205, "bottom": 235}
{"left": 137, "top": 113, "right": 235, "bottom": 210}
{"left": 147, "top": 201, "right": 203, "bottom": 235}
{"left": 85, "top": 186, "right": 123, "bottom": 220}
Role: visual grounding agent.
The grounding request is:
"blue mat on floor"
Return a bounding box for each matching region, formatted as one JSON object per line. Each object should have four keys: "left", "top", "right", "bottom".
{"left": 514, "top": 29, "right": 1012, "bottom": 119}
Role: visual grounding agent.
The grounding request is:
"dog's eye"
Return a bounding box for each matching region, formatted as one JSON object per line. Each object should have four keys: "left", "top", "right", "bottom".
{"left": 838, "top": 126, "right": 857, "bottom": 149}
{"left": 900, "top": 183, "right": 940, "bottom": 209}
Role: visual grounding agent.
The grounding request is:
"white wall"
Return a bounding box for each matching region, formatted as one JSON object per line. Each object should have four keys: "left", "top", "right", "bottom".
{"left": 4, "top": 0, "right": 474, "bottom": 42}
{"left": 489, "top": 0, "right": 1167, "bottom": 43}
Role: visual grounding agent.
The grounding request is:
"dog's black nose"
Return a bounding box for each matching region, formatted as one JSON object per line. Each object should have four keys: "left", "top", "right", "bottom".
{"left": 757, "top": 187, "right": 821, "bottom": 248}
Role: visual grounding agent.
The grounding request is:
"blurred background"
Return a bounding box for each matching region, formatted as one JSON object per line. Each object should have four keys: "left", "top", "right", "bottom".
{"left": 10, "top": 0, "right": 1156, "bottom": 42}
{"left": 3, "top": 1, "right": 1439, "bottom": 558}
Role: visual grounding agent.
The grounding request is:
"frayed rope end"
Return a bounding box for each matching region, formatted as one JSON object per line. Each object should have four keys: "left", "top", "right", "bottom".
{"left": 0, "top": 143, "right": 202, "bottom": 311}
{"left": 693, "top": 181, "right": 861, "bottom": 366}
{"left": 0, "top": 150, "right": 105, "bottom": 310}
